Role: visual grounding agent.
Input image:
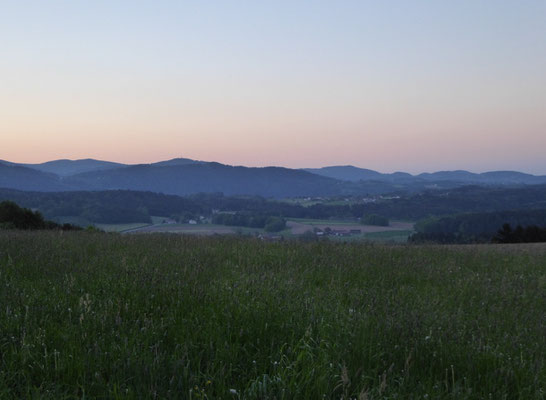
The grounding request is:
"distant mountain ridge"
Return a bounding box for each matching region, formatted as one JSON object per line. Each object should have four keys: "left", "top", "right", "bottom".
{"left": 305, "top": 166, "right": 546, "bottom": 185}
{"left": 0, "top": 158, "right": 126, "bottom": 177}
{"left": 303, "top": 166, "right": 414, "bottom": 183}
{"left": 0, "top": 157, "right": 208, "bottom": 176}
{"left": 64, "top": 162, "right": 343, "bottom": 197}
{"left": 1, "top": 157, "right": 545, "bottom": 197}
{"left": 0, "top": 163, "right": 67, "bottom": 191}
{"left": 0, "top": 158, "right": 343, "bottom": 197}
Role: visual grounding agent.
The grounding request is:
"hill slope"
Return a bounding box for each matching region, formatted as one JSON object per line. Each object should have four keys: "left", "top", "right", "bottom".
{"left": 0, "top": 163, "right": 67, "bottom": 191}
{"left": 65, "top": 162, "right": 343, "bottom": 198}
{"left": 306, "top": 165, "right": 546, "bottom": 184}
{"left": 2, "top": 157, "right": 546, "bottom": 196}
{"left": 4, "top": 158, "right": 127, "bottom": 176}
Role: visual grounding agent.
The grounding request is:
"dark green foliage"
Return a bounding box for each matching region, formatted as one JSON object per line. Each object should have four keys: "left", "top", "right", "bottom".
{"left": 349, "top": 185, "right": 546, "bottom": 220}
{"left": 493, "top": 223, "right": 546, "bottom": 243}
{"left": 0, "top": 201, "right": 81, "bottom": 231}
{"left": 0, "top": 189, "right": 201, "bottom": 224}
{"left": 263, "top": 216, "right": 286, "bottom": 232}
{"left": 211, "top": 213, "right": 286, "bottom": 232}
{"left": 361, "top": 213, "right": 389, "bottom": 226}
{"left": 299, "top": 230, "right": 319, "bottom": 242}
{"left": 1, "top": 232, "right": 545, "bottom": 398}
{"left": 3, "top": 184, "right": 546, "bottom": 228}
{"left": 79, "top": 204, "right": 151, "bottom": 224}
{"left": 0, "top": 201, "right": 45, "bottom": 229}
{"left": 411, "top": 209, "right": 546, "bottom": 243}
{"left": 212, "top": 212, "right": 268, "bottom": 228}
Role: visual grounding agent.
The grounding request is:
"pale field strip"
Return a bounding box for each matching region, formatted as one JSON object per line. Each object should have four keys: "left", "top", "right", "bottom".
{"left": 286, "top": 221, "right": 414, "bottom": 235}
{"left": 122, "top": 220, "right": 415, "bottom": 236}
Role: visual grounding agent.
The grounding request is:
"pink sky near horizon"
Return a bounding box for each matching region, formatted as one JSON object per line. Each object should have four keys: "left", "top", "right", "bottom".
{"left": 1, "top": 1, "right": 545, "bottom": 174}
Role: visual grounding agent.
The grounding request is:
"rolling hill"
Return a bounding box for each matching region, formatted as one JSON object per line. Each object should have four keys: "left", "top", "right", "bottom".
{"left": 64, "top": 162, "right": 343, "bottom": 197}
{"left": 306, "top": 165, "right": 546, "bottom": 185}
{"left": 1, "top": 158, "right": 126, "bottom": 176}
{"left": 1, "top": 157, "right": 546, "bottom": 197}
{"left": 0, "top": 163, "right": 67, "bottom": 191}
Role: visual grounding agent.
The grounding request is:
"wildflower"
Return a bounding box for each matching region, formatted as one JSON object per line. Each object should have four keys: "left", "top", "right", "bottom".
{"left": 229, "top": 388, "right": 238, "bottom": 395}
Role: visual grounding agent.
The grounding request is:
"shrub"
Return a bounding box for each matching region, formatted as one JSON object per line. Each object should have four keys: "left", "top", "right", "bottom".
{"left": 362, "top": 214, "right": 389, "bottom": 226}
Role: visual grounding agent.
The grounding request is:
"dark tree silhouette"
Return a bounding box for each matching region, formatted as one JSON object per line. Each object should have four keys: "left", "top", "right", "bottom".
{"left": 0, "top": 201, "right": 80, "bottom": 231}
{"left": 492, "top": 223, "right": 546, "bottom": 243}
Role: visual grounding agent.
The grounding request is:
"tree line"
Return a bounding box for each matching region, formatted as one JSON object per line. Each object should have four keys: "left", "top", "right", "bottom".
{"left": 211, "top": 212, "right": 286, "bottom": 232}
{"left": 2, "top": 185, "right": 546, "bottom": 228}
{"left": 492, "top": 224, "right": 546, "bottom": 244}
{"left": 0, "top": 201, "right": 81, "bottom": 231}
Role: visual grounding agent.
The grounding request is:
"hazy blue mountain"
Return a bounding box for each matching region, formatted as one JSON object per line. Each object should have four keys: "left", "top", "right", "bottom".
{"left": 303, "top": 166, "right": 384, "bottom": 181}
{"left": 417, "top": 170, "right": 546, "bottom": 184}
{"left": 2, "top": 156, "right": 546, "bottom": 197}
{"left": 306, "top": 165, "right": 546, "bottom": 185}
{"left": 417, "top": 170, "right": 479, "bottom": 182}
{"left": 479, "top": 171, "right": 546, "bottom": 184}
{"left": 0, "top": 163, "right": 67, "bottom": 191}
{"left": 1, "top": 157, "right": 202, "bottom": 175}
{"left": 304, "top": 166, "right": 417, "bottom": 183}
{"left": 0, "top": 160, "right": 17, "bottom": 166}
{"left": 150, "top": 158, "right": 203, "bottom": 167}
{"left": 390, "top": 172, "right": 414, "bottom": 180}
{"left": 64, "top": 162, "right": 344, "bottom": 198}
{"left": 17, "top": 158, "right": 127, "bottom": 177}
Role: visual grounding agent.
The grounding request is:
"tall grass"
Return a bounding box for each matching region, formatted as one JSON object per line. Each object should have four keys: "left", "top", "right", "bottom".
{"left": 0, "top": 231, "right": 545, "bottom": 399}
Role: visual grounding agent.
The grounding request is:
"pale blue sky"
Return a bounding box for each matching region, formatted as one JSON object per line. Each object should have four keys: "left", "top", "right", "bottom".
{"left": 1, "top": 1, "right": 545, "bottom": 173}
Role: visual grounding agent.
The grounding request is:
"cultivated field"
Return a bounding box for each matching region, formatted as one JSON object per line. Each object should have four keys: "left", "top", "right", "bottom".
{"left": 98, "top": 217, "right": 414, "bottom": 241}
{"left": 286, "top": 220, "right": 413, "bottom": 235}
{"left": 1, "top": 231, "right": 545, "bottom": 399}
{"left": 124, "top": 223, "right": 238, "bottom": 235}
{"left": 95, "top": 222, "right": 153, "bottom": 233}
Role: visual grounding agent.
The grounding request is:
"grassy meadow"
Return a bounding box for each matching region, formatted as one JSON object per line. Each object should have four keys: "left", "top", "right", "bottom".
{"left": 0, "top": 231, "right": 545, "bottom": 399}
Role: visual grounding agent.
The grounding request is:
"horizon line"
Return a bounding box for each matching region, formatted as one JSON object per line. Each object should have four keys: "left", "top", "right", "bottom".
{"left": 2, "top": 156, "right": 545, "bottom": 176}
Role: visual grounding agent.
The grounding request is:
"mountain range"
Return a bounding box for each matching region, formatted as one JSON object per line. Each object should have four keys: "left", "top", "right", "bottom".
{"left": 304, "top": 165, "right": 546, "bottom": 185}
{"left": 1, "top": 158, "right": 545, "bottom": 197}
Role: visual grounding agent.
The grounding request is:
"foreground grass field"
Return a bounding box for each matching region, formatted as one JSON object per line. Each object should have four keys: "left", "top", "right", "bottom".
{"left": 0, "top": 232, "right": 545, "bottom": 399}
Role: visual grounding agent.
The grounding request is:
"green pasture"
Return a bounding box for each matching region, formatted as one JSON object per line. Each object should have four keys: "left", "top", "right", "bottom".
{"left": 1, "top": 232, "right": 545, "bottom": 398}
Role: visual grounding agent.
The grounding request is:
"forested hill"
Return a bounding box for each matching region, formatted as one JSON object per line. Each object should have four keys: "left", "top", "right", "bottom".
{"left": 306, "top": 165, "right": 546, "bottom": 184}
{"left": 0, "top": 160, "right": 347, "bottom": 198}
{"left": 0, "top": 163, "right": 67, "bottom": 191}
{"left": 2, "top": 157, "right": 546, "bottom": 198}
{"left": 64, "top": 163, "right": 345, "bottom": 198}
{"left": 2, "top": 185, "right": 546, "bottom": 226}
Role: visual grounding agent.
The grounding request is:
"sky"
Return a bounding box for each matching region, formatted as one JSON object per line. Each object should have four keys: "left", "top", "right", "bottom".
{"left": 1, "top": 1, "right": 545, "bottom": 174}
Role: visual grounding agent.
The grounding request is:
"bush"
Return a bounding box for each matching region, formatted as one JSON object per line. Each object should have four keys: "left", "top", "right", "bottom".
{"left": 0, "top": 201, "right": 81, "bottom": 231}
{"left": 492, "top": 223, "right": 546, "bottom": 243}
{"left": 0, "top": 201, "right": 46, "bottom": 229}
{"left": 264, "top": 217, "right": 286, "bottom": 232}
{"left": 362, "top": 214, "right": 389, "bottom": 226}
